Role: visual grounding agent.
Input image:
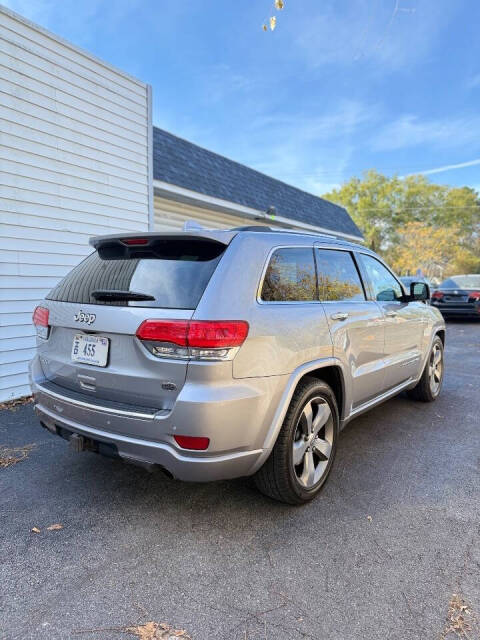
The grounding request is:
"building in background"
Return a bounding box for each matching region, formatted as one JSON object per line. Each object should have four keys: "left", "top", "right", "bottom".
{"left": 152, "top": 128, "right": 361, "bottom": 240}
{"left": 0, "top": 5, "right": 362, "bottom": 402}
{"left": 0, "top": 5, "right": 152, "bottom": 401}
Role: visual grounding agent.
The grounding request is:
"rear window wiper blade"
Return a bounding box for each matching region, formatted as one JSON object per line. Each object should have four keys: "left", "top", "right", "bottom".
{"left": 91, "top": 289, "right": 155, "bottom": 302}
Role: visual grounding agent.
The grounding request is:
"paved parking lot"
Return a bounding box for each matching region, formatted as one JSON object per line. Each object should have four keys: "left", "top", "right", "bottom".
{"left": 1, "top": 320, "right": 479, "bottom": 640}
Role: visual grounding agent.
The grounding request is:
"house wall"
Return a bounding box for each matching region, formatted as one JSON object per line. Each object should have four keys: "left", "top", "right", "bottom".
{"left": 0, "top": 6, "right": 152, "bottom": 401}
{"left": 153, "top": 194, "right": 259, "bottom": 231}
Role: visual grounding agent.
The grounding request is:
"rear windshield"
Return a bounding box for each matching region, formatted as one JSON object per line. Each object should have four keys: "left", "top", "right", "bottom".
{"left": 47, "top": 238, "right": 226, "bottom": 309}
{"left": 440, "top": 275, "right": 480, "bottom": 289}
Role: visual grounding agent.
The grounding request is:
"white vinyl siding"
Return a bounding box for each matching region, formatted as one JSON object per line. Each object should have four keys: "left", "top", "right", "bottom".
{"left": 154, "top": 195, "right": 261, "bottom": 231}
{"left": 0, "top": 6, "right": 152, "bottom": 402}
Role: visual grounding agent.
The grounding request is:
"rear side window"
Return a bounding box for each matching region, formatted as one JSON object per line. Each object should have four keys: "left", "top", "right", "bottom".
{"left": 316, "top": 249, "right": 365, "bottom": 301}
{"left": 260, "top": 247, "right": 316, "bottom": 302}
{"left": 47, "top": 239, "right": 226, "bottom": 309}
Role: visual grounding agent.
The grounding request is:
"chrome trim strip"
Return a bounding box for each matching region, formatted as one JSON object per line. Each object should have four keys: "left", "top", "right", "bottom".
{"left": 349, "top": 378, "right": 413, "bottom": 418}
{"left": 33, "top": 382, "right": 160, "bottom": 420}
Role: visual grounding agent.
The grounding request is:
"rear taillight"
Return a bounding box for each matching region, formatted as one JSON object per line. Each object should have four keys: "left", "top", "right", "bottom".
{"left": 136, "top": 320, "right": 189, "bottom": 345}
{"left": 468, "top": 291, "right": 480, "bottom": 301}
{"left": 188, "top": 320, "right": 249, "bottom": 348}
{"left": 136, "top": 319, "right": 249, "bottom": 361}
{"left": 431, "top": 291, "right": 444, "bottom": 301}
{"left": 174, "top": 435, "right": 210, "bottom": 450}
{"left": 32, "top": 306, "right": 50, "bottom": 339}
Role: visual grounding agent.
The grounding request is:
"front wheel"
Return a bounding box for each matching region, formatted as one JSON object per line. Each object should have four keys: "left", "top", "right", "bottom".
{"left": 254, "top": 378, "right": 339, "bottom": 504}
{"left": 407, "top": 336, "right": 444, "bottom": 402}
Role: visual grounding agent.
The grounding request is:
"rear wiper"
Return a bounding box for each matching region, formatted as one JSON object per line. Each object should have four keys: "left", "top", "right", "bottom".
{"left": 91, "top": 289, "right": 155, "bottom": 302}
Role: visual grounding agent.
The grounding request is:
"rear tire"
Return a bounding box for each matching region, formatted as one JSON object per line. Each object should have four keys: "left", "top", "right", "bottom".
{"left": 407, "top": 336, "right": 444, "bottom": 402}
{"left": 254, "top": 378, "right": 339, "bottom": 505}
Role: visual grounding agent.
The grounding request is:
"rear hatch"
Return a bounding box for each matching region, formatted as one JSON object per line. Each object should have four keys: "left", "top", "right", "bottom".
{"left": 37, "top": 233, "right": 231, "bottom": 410}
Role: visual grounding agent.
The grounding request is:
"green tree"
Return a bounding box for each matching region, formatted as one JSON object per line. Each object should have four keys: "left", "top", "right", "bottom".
{"left": 390, "top": 222, "right": 459, "bottom": 279}
{"left": 323, "top": 170, "right": 480, "bottom": 260}
{"left": 324, "top": 169, "right": 480, "bottom": 274}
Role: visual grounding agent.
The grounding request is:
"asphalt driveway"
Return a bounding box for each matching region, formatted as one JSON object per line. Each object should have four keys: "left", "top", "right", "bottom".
{"left": 1, "top": 320, "right": 479, "bottom": 640}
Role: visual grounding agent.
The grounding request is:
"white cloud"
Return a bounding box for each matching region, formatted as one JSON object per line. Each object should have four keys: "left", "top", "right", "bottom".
{"left": 197, "top": 64, "right": 259, "bottom": 106}
{"left": 372, "top": 114, "right": 480, "bottom": 151}
{"left": 2, "top": 0, "right": 143, "bottom": 44}
{"left": 403, "top": 158, "right": 480, "bottom": 177}
{"left": 233, "top": 101, "right": 377, "bottom": 194}
{"left": 2, "top": 0, "right": 57, "bottom": 26}
{"left": 467, "top": 75, "right": 480, "bottom": 89}
{"left": 291, "top": 0, "right": 454, "bottom": 72}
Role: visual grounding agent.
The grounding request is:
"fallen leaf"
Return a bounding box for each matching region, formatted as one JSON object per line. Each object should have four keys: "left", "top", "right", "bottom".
{"left": 125, "top": 622, "right": 158, "bottom": 640}
{"left": 0, "top": 396, "right": 33, "bottom": 412}
{"left": 0, "top": 444, "right": 35, "bottom": 469}
{"left": 269, "top": 16, "right": 276, "bottom": 30}
{"left": 124, "top": 621, "right": 192, "bottom": 640}
{"left": 47, "top": 524, "right": 63, "bottom": 531}
{"left": 275, "top": 0, "right": 284, "bottom": 9}
{"left": 441, "top": 593, "right": 478, "bottom": 639}
{"left": 31, "top": 527, "right": 41, "bottom": 534}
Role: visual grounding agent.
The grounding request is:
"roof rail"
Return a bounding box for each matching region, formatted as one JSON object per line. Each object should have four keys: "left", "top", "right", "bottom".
{"left": 231, "top": 225, "right": 274, "bottom": 232}
{"left": 229, "top": 225, "right": 362, "bottom": 244}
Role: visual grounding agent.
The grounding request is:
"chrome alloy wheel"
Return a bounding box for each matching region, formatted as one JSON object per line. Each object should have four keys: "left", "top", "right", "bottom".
{"left": 429, "top": 342, "right": 443, "bottom": 396}
{"left": 292, "top": 397, "right": 334, "bottom": 489}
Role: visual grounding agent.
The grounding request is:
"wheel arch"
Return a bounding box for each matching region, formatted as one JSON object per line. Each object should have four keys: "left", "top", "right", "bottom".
{"left": 297, "top": 365, "right": 345, "bottom": 422}
{"left": 250, "top": 358, "right": 348, "bottom": 475}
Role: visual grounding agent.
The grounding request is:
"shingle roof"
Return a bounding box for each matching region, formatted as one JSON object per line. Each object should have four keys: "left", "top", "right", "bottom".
{"left": 152, "top": 127, "right": 362, "bottom": 239}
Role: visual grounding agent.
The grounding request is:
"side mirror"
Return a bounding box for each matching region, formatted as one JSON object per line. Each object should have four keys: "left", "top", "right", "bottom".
{"left": 410, "top": 281, "right": 430, "bottom": 301}
{"left": 377, "top": 288, "right": 397, "bottom": 302}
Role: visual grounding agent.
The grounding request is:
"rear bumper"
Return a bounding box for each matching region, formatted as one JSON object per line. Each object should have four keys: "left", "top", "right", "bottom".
{"left": 29, "top": 358, "right": 284, "bottom": 481}
{"left": 434, "top": 305, "right": 480, "bottom": 317}
{"left": 34, "top": 400, "right": 262, "bottom": 481}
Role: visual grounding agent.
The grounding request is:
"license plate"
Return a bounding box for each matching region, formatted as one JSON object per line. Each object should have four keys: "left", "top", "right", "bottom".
{"left": 71, "top": 334, "right": 109, "bottom": 367}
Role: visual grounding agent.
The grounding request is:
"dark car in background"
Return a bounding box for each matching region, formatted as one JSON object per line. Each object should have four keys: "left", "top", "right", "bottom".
{"left": 431, "top": 275, "right": 480, "bottom": 319}
{"left": 400, "top": 276, "right": 432, "bottom": 294}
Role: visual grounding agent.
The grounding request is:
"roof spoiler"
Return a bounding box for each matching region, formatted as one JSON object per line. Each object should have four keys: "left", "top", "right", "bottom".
{"left": 89, "top": 231, "right": 237, "bottom": 260}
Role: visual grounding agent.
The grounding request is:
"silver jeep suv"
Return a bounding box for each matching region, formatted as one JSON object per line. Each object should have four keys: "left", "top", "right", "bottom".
{"left": 30, "top": 227, "right": 445, "bottom": 504}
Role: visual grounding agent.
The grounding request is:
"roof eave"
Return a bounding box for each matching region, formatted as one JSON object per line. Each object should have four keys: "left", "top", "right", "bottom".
{"left": 153, "top": 180, "right": 364, "bottom": 244}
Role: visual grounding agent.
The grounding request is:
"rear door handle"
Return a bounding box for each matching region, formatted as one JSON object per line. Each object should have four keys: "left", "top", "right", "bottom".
{"left": 330, "top": 312, "right": 349, "bottom": 321}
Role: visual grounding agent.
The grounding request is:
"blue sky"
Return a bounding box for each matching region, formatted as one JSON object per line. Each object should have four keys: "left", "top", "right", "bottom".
{"left": 5, "top": 0, "right": 480, "bottom": 196}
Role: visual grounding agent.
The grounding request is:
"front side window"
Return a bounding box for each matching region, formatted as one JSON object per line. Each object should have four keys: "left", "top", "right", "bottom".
{"left": 358, "top": 254, "right": 403, "bottom": 302}
{"left": 316, "top": 249, "right": 365, "bottom": 301}
{"left": 261, "top": 247, "right": 316, "bottom": 302}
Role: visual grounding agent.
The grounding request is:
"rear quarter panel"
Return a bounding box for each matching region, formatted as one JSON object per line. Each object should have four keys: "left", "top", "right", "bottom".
{"left": 194, "top": 234, "right": 333, "bottom": 378}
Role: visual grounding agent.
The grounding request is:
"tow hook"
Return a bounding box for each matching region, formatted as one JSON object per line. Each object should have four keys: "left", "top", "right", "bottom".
{"left": 69, "top": 433, "right": 87, "bottom": 453}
